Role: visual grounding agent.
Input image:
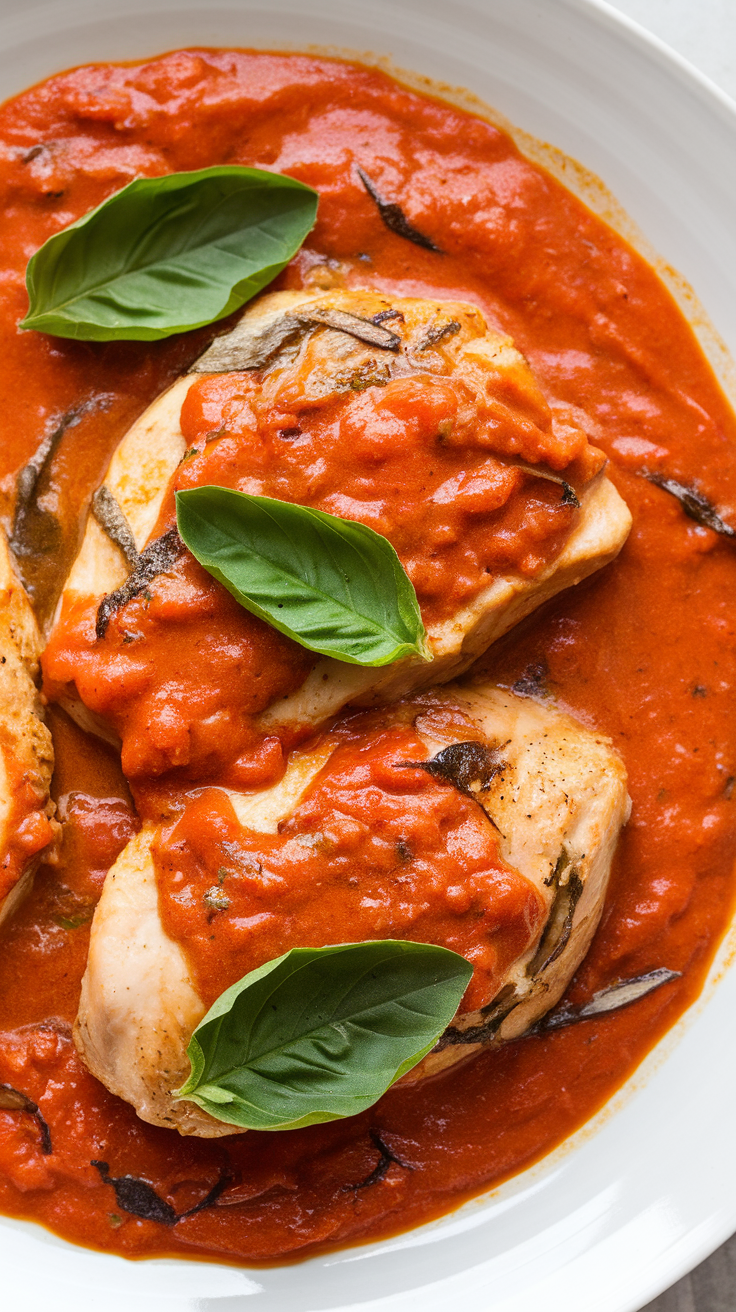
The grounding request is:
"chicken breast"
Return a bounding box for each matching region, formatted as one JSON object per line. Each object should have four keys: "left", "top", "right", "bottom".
{"left": 45, "top": 289, "right": 631, "bottom": 768}
{"left": 74, "top": 680, "right": 629, "bottom": 1136}
{"left": 0, "top": 529, "right": 56, "bottom": 924}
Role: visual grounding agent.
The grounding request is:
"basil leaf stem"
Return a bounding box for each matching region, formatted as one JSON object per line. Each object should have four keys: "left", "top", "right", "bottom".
{"left": 20, "top": 166, "right": 318, "bottom": 341}
{"left": 175, "top": 941, "right": 472, "bottom": 1131}
{"left": 175, "top": 487, "right": 431, "bottom": 666}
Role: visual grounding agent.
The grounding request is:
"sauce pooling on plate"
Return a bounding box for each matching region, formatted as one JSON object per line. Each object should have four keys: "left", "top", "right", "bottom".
{"left": 0, "top": 48, "right": 734, "bottom": 1262}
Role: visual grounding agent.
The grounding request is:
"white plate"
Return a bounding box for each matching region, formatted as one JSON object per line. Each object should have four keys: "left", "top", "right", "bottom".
{"left": 2, "top": 2, "right": 736, "bottom": 1309}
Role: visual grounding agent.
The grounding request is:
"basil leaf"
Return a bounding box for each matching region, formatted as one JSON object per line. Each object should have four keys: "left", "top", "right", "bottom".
{"left": 20, "top": 166, "right": 318, "bottom": 341}
{"left": 175, "top": 940, "right": 472, "bottom": 1131}
{"left": 175, "top": 487, "right": 431, "bottom": 666}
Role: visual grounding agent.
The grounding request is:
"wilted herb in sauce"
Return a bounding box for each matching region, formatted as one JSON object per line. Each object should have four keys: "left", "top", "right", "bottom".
{"left": 346, "top": 1129, "right": 413, "bottom": 1191}
{"left": 530, "top": 967, "right": 681, "bottom": 1034}
{"left": 438, "top": 968, "right": 680, "bottom": 1050}
{"left": 511, "top": 660, "right": 551, "bottom": 699}
{"left": 96, "top": 526, "right": 184, "bottom": 639}
{"left": 0, "top": 1083, "right": 52, "bottom": 1154}
{"left": 191, "top": 302, "right": 400, "bottom": 375}
{"left": 92, "top": 1161, "right": 231, "bottom": 1225}
{"left": 10, "top": 395, "right": 112, "bottom": 615}
{"left": 92, "top": 1161, "right": 178, "bottom": 1225}
{"left": 399, "top": 741, "right": 506, "bottom": 804}
{"left": 300, "top": 304, "right": 400, "bottom": 350}
{"left": 417, "top": 320, "right": 461, "bottom": 351}
{"left": 644, "top": 472, "right": 736, "bottom": 537}
{"left": 438, "top": 850, "right": 588, "bottom": 1049}
{"left": 527, "top": 862, "right": 584, "bottom": 974}
{"left": 437, "top": 982, "right": 519, "bottom": 1049}
{"left": 191, "top": 312, "right": 302, "bottom": 373}
{"left": 91, "top": 486, "right": 139, "bottom": 567}
{"left": 356, "top": 167, "right": 442, "bottom": 253}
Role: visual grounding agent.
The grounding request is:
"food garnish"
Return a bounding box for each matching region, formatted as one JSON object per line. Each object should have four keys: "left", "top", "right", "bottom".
{"left": 1, "top": 42, "right": 733, "bottom": 1267}
{"left": 644, "top": 471, "right": 736, "bottom": 538}
{"left": 357, "top": 167, "right": 442, "bottom": 253}
{"left": 531, "top": 967, "right": 681, "bottom": 1033}
{"left": 190, "top": 302, "right": 401, "bottom": 374}
{"left": 175, "top": 486, "right": 431, "bottom": 666}
{"left": 175, "top": 940, "right": 472, "bottom": 1131}
{"left": 438, "top": 967, "right": 680, "bottom": 1049}
{"left": 0, "top": 1083, "right": 52, "bottom": 1155}
{"left": 20, "top": 166, "right": 318, "bottom": 341}
{"left": 347, "top": 1129, "right": 413, "bottom": 1190}
{"left": 11, "top": 394, "right": 111, "bottom": 616}
{"left": 92, "top": 1161, "right": 231, "bottom": 1226}
{"left": 90, "top": 486, "right": 139, "bottom": 568}
{"left": 95, "top": 525, "right": 184, "bottom": 639}
{"left": 398, "top": 740, "right": 507, "bottom": 805}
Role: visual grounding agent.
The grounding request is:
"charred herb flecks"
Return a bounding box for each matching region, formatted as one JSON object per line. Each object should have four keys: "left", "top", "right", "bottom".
{"left": 398, "top": 741, "right": 506, "bottom": 803}
{"left": 345, "top": 1129, "right": 414, "bottom": 1191}
{"left": 529, "top": 968, "right": 681, "bottom": 1034}
{"left": 95, "top": 526, "right": 184, "bottom": 639}
{"left": 645, "top": 472, "right": 736, "bottom": 537}
{"left": 91, "top": 486, "right": 139, "bottom": 567}
{"left": 511, "top": 660, "right": 551, "bottom": 700}
{"left": 357, "top": 168, "right": 443, "bottom": 254}
{"left": 191, "top": 303, "right": 400, "bottom": 376}
{"left": 92, "top": 1161, "right": 232, "bottom": 1225}
{"left": 0, "top": 1083, "right": 52, "bottom": 1155}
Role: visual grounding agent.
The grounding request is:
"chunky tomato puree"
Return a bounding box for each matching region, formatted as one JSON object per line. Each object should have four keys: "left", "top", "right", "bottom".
{"left": 153, "top": 716, "right": 543, "bottom": 1012}
{"left": 43, "top": 551, "right": 312, "bottom": 787}
{"left": 175, "top": 364, "right": 582, "bottom": 629}
{"left": 0, "top": 48, "right": 734, "bottom": 1265}
{"left": 43, "top": 296, "right": 597, "bottom": 785}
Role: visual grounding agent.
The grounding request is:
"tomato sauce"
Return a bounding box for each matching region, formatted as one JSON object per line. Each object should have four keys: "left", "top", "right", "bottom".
{"left": 153, "top": 715, "right": 544, "bottom": 1013}
{"left": 174, "top": 348, "right": 587, "bottom": 634}
{"left": 43, "top": 291, "right": 600, "bottom": 786}
{"left": 0, "top": 48, "right": 734, "bottom": 1264}
{"left": 43, "top": 554, "right": 313, "bottom": 786}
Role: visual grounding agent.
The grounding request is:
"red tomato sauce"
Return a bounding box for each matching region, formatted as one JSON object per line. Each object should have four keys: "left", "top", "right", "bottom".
{"left": 43, "top": 297, "right": 602, "bottom": 786}
{"left": 0, "top": 48, "right": 733, "bottom": 1264}
{"left": 175, "top": 361, "right": 585, "bottom": 631}
{"left": 43, "top": 554, "right": 313, "bottom": 787}
{"left": 153, "top": 715, "right": 543, "bottom": 1013}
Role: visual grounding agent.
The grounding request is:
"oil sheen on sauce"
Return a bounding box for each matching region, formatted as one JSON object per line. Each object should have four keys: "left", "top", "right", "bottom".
{"left": 0, "top": 49, "right": 734, "bottom": 1264}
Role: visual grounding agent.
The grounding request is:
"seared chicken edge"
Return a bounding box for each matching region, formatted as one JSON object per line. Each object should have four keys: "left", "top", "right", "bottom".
{"left": 53, "top": 289, "right": 632, "bottom": 743}
{"left": 74, "top": 682, "right": 629, "bottom": 1136}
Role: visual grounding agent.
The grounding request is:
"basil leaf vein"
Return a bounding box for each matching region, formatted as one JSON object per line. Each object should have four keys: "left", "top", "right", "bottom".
{"left": 20, "top": 166, "right": 318, "bottom": 341}
{"left": 175, "top": 941, "right": 473, "bottom": 1131}
{"left": 175, "top": 486, "right": 431, "bottom": 666}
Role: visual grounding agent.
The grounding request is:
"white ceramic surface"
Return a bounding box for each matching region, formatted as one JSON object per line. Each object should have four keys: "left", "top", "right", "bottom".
{"left": 0, "top": 2, "right": 735, "bottom": 1310}
{"left": 609, "top": 0, "right": 736, "bottom": 102}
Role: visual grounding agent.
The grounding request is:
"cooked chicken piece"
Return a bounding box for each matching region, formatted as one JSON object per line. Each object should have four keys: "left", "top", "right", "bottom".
{"left": 0, "top": 530, "right": 56, "bottom": 924}
{"left": 47, "top": 289, "right": 631, "bottom": 762}
{"left": 74, "top": 681, "right": 629, "bottom": 1136}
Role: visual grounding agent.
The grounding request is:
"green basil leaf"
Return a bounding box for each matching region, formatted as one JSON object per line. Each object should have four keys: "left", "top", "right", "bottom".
{"left": 175, "top": 940, "right": 472, "bottom": 1131}
{"left": 20, "top": 166, "right": 318, "bottom": 341}
{"left": 175, "top": 486, "right": 431, "bottom": 666}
